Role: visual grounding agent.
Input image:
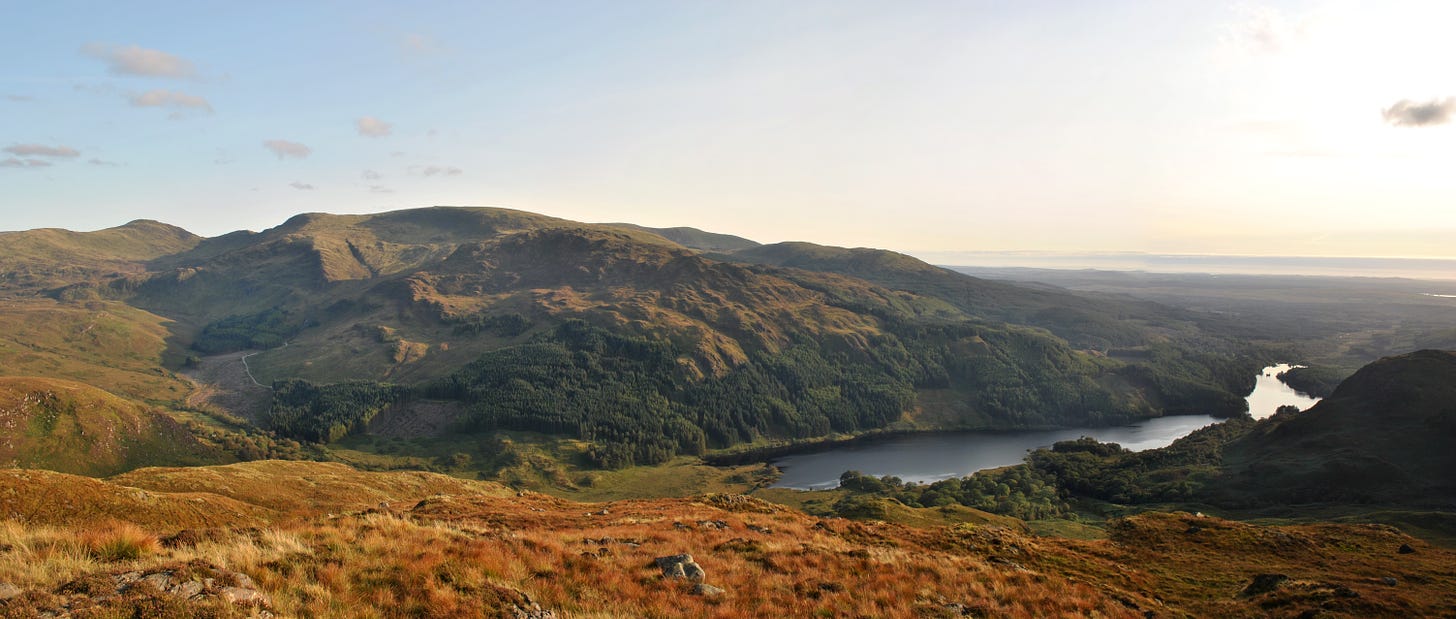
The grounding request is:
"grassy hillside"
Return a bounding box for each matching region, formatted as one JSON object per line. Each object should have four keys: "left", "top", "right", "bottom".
{"left": 607, "top": 222, "right": 761, "bottom": 251}
{"left": 0, "top": 460, "right": 1450, "bottom": 617}
{"left": 0, "top": 377, "right": 221, "bottom": 476}
{"left": 0, "top": 206, "right": 1269, "bottom": 474}
{"left": 0, "top": 299, "right": 192, "bottom": 403}
{"left": 0, "top": 220, "right": 199, "bottom": 295}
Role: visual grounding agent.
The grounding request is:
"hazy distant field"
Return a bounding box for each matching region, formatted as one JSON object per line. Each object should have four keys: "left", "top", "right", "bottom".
{"left": 926, "top": 252, "right": 1456, "bottom": 281}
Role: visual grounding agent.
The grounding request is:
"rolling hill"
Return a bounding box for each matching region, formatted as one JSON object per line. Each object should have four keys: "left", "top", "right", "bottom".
{"left": 0, "top": 377, "right": 220, "bottom": 476}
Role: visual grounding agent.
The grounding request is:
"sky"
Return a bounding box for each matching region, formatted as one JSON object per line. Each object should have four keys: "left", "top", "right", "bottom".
{"left": 3, "top": 0, "right": 1454, "bottom": 260}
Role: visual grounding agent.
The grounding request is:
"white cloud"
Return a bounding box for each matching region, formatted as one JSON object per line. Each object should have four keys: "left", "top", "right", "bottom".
{"left": 362, "top": 169, "right": 382, "bottom": 180}
{"left": 1382, "top": 98, "right": 1456, "bottom": 127}
{"left": 83, "top": 43, "right": 197, "bottom": 78}
{"left": 290, "top": 181, "right": 316, "bottom": 190}
{"left": 4, "top": 144, "right": 80, "bottom": 158}
{"left": 129, "top": 89, "right": 213, "bottom": 112}
{"left": 263, "top": 139, "right": 312, "bottom": 159}
{"left": 356, "top": 116, "right": 393, "bottom": 137}
{"left": 0, "top": 158, "right": 51, "bottom": 168}
{"left": 416, "top": 165, "right": 462, "bottom": 177}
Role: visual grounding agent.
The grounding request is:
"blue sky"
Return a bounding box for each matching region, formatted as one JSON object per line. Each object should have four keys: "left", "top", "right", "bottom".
{"left": 3, "top": 1, "right": 1454, "bottom": 258}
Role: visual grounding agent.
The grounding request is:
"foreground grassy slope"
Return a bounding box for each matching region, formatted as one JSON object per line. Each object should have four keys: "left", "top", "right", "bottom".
{"left": 0, "top": 460, "right": 1450, "bottom": 618}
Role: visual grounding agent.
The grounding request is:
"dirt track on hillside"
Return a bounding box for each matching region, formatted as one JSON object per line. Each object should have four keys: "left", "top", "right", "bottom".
{"left": 182, "top": 351, "right": 272, "bottom": 423}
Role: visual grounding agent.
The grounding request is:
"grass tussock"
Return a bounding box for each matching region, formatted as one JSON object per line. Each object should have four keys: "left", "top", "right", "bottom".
{"left": 79, "top": 521, "right": 160, "bottom": 562}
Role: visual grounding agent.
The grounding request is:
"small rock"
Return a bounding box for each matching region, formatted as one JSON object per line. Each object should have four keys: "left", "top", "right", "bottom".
{"left": 0, "top": 582, "right": 22, "bottom": 600}
{"left": 138, "top": 572, "right": 176, "bottom": 592}
{"left": 231, "top": 572, "right": 256, "bottom": 590}
{"left": 655, "top": 553, "right": 694, "bottom": 570}
{"left": 1398, "top": 543, "right": 1415, "bottom": 554}
{"left": 172, "top": 580, "right": 204, "bottom": 598}
{"left": 683, "top": 562, "right": 705, "bottom": 582}
{"left": 219, "top": 586, "right": 272, "bottom": 607}
{"left": 692, "top": 583, "right": 725, "bottom": 597}
{"left": 1381, "top": 576, "right": 1398, "bottom": 586}
{"left": 663, "top": 562, "right": 687, "bottom": 579}
{"left": 1185, "top": 526, "right": 1202, "bottom": 534}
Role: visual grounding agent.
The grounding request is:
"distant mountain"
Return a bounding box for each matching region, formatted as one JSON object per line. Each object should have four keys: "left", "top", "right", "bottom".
{"left": 0, "top": 220, "right": 199, "bottom": 294}
{"left": 1214, "top": 349, "right": 1456, "bottom": 506}
{"left": 0, "top": 206, "right": 1266, "bottom": 470}
{"left": 606, "top": 223, "right": 760, "bottom": 252}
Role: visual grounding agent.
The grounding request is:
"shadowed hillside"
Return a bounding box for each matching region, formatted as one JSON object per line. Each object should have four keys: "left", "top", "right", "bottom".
{"left": 1213, "top": 349, "right": 1456, "bottom": 507}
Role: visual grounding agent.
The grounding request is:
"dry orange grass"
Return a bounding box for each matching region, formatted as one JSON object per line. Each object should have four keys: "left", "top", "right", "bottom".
{"left": 78, "top": 520, "right": 160, "bottom": 562}
{"left": 1, "top": 461, "right": 1453, "bottom": 618}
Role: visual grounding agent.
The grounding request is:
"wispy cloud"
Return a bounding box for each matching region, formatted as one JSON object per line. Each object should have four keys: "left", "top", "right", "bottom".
{"left": 129, "top": 89, "right": 212, "bottom": 112}
{"left": 289, "top": 181, "right": 316, "bottom": 190}
{"left": 356, "top": 116, "right": 392, "bottom": 137}
{"left": 83, "top": 43, "right": 197, "bottom": 78}
{"left": 415, "top": 165, "right": 462, "bottom": 177}
{"left": 368, "top": 185, "right": 394, "bottom": 194}
{"left": 263, "top": 139, "right": 312, "bottom": 159}
{"left": 1224, "top": 5, "right": 1320, "bottom": 55}
{"left": 362, "top": 169, "right": 382, "bottom": 180}
{"left": 1382, "top": 98, "right": 1456, "bottom": 128}
{"left": 0, "top": 158, "right": 52, "bottom": 168}
{"left": 4, "top": 144, "right": 80, "bottom": 158}
{"left": 400, "top": 33, "right": 446, "bottom": 56}
{"left": 4, "top": 94, "right": 33, "bottom": 102}
{"left": 88, "top": 158, "right": 122, "bottom": 166}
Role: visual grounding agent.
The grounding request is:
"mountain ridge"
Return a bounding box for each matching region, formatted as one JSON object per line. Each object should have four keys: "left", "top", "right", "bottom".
{"left": 0, "top": 206, "right": 1265, "bottom": 470}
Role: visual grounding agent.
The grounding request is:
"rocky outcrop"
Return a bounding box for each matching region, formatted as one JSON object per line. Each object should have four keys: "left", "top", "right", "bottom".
{"left": 0, "top": 562, "right": 273, "bottom": 617}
